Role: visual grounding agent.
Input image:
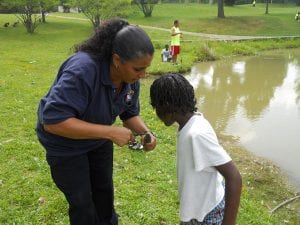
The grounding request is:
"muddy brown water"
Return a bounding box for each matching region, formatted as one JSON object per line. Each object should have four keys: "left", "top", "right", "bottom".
{"left": 185, "top": 48, "right": 300, "bottom": 190}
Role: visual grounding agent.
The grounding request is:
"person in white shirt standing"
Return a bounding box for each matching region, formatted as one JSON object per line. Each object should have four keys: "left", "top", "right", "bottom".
{"left": 150, "top": 73, "right": 242, "bottom": 225}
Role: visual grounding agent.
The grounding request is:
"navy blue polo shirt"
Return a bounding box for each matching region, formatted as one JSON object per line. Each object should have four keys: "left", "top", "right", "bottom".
{"left": 36, "top": 52, "right": 140, "bottom": 156}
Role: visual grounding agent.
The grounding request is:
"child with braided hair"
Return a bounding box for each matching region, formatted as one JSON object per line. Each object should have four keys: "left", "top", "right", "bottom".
{"left": 150, "top": 73, "right": 242, "bottom": 225}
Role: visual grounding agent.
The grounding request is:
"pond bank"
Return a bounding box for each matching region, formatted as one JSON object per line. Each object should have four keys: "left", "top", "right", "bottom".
{"left": 186, "top": 50, "right": 300, "bottom": 189}
{"left": 147, "top": 47, "right": 300, "bottom": 224}
{"left": 219, "top": 134, "right": 300, "bottom": 224}
{"left": 31, "top": 14, "right": 300, "bottom": 222}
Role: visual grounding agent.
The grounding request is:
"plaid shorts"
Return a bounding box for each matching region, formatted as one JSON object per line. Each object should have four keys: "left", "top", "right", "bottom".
{"left": 180, "top": 197, "right": 225, "bottom": 225}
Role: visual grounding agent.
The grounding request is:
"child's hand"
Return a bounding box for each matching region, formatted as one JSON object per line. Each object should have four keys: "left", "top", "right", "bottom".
{"left": 142, "top": 132, "right": 156, "bottom": 151}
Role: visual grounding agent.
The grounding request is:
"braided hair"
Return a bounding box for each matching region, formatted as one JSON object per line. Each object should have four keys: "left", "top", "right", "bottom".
{"left": 150, "top": 73, "right": 197, "bottom": 115}
{"left": 74, "top": 18, "right": 154, "bottom": 63}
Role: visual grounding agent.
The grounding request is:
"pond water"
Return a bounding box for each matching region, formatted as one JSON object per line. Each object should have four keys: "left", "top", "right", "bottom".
{"left": 185, "top": 49, "right": 300, "bottom": 190}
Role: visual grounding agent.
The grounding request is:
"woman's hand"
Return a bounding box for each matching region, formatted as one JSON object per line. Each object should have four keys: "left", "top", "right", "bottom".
{"left": 123, "top": 115, "right": 157, "bottom": 151}
{"left": 43, "top": 118, "right": 135, "bottom": 147}
{"left": 109, "top": 127, "right": 135, "bottom": 147}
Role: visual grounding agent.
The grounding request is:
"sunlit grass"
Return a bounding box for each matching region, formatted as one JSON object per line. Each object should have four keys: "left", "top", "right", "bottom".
{"left": 129, "top": 3, "right": 300, "bottom": 36}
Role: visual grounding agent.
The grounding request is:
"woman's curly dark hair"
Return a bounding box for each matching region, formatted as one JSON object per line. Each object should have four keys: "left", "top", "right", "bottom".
{"left": 150, "top": 73, "right": 197, "bottom": 115}
{"left": 74, "top": 18, "right": 154, "bottom": 63}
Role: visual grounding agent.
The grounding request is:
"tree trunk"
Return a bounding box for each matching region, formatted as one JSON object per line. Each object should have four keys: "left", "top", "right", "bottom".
{"left": 265, "top": 0, "right": 269, "bottom": 14}
{"left": 41, "top": 10, "right": 46, "bottom": 23}
{"left": 218, "top": 0, "right": 225, "bottom": 18}
{"left": 94, "top": 15, "right": 100, "bottom": 28}
{"left": 17, "top": 6, "right": 39, "bottom": 33}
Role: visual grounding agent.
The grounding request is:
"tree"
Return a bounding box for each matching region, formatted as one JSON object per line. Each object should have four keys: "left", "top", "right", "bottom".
{"left": 40, "top": 0, "right": 58, "bottom": 23}
{"left": 133, "top": 0, "right": 159, "bottom": 17}
{"left": 4, "top": 0, "right": 41, "bottom": 33}
{"left": 217, "top": 0, "right": 225, "bottom": 18}
{"left": 75, "top": 0, "right": 130, "bottom": 28}
{"left": 265, "top": 0, "right": 269, "bottom": 14}
{"left": 59, "top": 0, "right": 72, "bottom": 12}
{"left": 2, "top": 0, "right": 58, "bottom": 32}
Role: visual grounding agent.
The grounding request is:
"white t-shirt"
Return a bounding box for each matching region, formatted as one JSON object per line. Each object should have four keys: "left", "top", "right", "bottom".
{"left": 161, "top": 48, "right": 171, "bottom": 62}
{"left": 176, "top": 113, "right": 231, "bottom": 222}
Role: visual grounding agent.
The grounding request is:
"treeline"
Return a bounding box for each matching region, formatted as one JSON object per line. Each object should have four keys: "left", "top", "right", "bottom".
{"left": 1, "top": 0, "right": 299, "bottom": 33}
{"left": 160, "top": 0, "right": 299, "bottom": 4}
{"left": 1, "top": 0, "right": 300, "bottom": 13}
{"left": 154, "top": 0, "right": 299, "bottom": 5}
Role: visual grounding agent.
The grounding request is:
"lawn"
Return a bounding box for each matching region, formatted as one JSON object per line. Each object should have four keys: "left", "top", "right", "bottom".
{"left": 129, "top": 3, "right": 300, "bottom": 36}
{"left": 0, "top": 3, "right": 299, "bottom": 224}
{"left": 52, "top": 4, "right": 300, "bottom": 36}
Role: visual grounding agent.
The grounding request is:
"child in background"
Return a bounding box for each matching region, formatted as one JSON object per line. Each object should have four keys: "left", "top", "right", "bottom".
{"left": 161, "top": 44, "right": 171, "bottom": 62}
{"left": 170, "top": 20, "right": 182, "bottom": 65}
{"left": 150, "top": 73, "right": 242, "bottom": 225}
{"left": 295, "top": 12, "right": 300, "bottom": 22}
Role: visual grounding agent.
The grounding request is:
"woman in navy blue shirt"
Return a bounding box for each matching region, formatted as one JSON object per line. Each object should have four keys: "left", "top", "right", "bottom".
{"left": 36, "top": 18, "right": 156, "bottom": 225}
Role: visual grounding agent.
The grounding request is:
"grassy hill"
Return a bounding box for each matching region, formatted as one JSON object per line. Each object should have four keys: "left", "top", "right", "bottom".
{"left": 129, "top": 3, "right": 300, "bottom": 36}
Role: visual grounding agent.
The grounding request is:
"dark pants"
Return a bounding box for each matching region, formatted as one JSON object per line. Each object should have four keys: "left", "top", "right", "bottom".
{"left": 46, "top": 141, "right": 118, "bottom": 225}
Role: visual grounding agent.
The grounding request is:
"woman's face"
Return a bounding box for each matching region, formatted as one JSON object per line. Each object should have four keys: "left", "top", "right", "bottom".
{"left": 117, "top": 54, "right": 153, "bottom": 84}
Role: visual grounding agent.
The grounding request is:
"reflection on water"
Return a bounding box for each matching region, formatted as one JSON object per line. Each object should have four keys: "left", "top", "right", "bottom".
{"left": 186, "top": 49, "right": 300, "bottom": 190}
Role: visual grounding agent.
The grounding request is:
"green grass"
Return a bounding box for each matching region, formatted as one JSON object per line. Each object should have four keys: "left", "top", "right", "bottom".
{"left": 136, "top": 3, "right": 300, "bottom": 74}
{"left": 51, "top": 4, "right": 300, "bottom": 36}
{"left": 48, "top": 4, "right": 300, "bottom": 74}
{"left": 129, "top": 3, "right": 300, "bottom": 36}
{"left": 0, "top": 4, "right": 300, "bottom": 224}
